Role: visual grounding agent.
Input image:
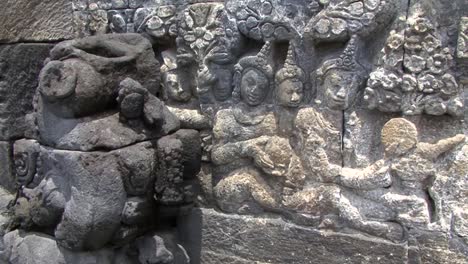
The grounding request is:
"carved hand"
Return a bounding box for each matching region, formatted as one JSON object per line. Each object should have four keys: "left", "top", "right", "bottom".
{"left": 197, "top": 66, "right": 217, "bottom": 94}
{"left": 243, "top": 142, "right": 275, "bottom": 172}
{"left": 254, "top": 152, "right": 275, "bottom": 172}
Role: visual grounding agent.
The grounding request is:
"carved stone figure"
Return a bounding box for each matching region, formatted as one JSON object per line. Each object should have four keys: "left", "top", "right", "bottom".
{"left": 316, "top": 35, "right": 366, "bottom": 110}
{"left": 161, "top": 50, "right": 192, "bottom": 103}
{"left": 281, "top": 107, "right": 403, "bottom": 242}
{"left": 1, "top": 1, "right": 468, "bottom": 263}
{"left": 177, "top": 3, "right": 242, "bottom": 103}
{"left": 212, "top": 42, "right": 287, "bottom": 214}
{"left": 232, "top": 42, "right": 274, "bottom": 107}
{"left": 289, "top": 118, "right": 465, "bottom": 240}
{"left": 275, "top": 43, "right": 306, "bottom": 108}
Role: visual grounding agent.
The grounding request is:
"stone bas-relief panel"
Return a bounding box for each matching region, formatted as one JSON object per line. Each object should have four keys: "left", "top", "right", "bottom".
{"left": 0, "top": 0, "right": 467, "bottom": 263}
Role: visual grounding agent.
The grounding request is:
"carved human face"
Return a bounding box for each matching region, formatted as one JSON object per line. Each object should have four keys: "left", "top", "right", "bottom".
{"left": 163, "top": 72, "right": 191, "bottom": 102}
{"left": 277, "top": 79, "right": 304, "bottom": 108}
{"left": 240, "top": 68, "right": 269, "bottom": 106}
{"left": 323, "top": 70, "right": 358, "bottom": 110}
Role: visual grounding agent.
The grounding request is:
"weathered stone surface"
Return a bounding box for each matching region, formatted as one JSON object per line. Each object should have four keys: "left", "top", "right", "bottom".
{"left": 39, "top": 147, "right": 129, "bottom": 250}
{"left": 0, "top": 44, "right": 52, "bottom": 140}
{"left": 0, "top": 0, "right": 74, "bottom": 43}
{"left": 12, "top": 141, "right": 157, "bottom": 251}
{"left": 0, "top": 142, "right": 14, "bottom": 193}
{"left": 0, "top": 186, "right": 14, "bottom": 237}
{"left": 408, "top": 229, "right": 468, "bottom": 264}
{"left": 136, "top": 234, "right": 174, "bottom": 264}
{"left": 34, "top": 34, "right": 176, "bottom": 151}
{"left": 154, "top": 130, "right": 202, "bottom": 206}
{"left": 180, "top": 208, "right": 408, "bottom": 264}
{"left": 1, "top": 1, "right": 468, "bottom": 263}
{"left": 458, "top": 17, "right": 468, "bottom": 59}
{"left": 0, "top": 230, "right": 136, "bottom": 264}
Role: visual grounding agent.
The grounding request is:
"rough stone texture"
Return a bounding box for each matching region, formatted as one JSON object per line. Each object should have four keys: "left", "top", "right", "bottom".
{"left": 0, "top": 142, "right": 14, "bottom": 193}
{"left": 8, "top": 139, "right": 182, "bottom": 252}
{"left": 0, "top": 44, "right": 53, "bottom": 141}
{"left": 0, "top": 0, "right": 74, "bottom": 43}
{"left": 180, "top": 208, "right": 408, "bottom": 264}
{"left": 0, "top": 187, "right": 14, "bottom": 237}
{"left": 34, "top": 34, "right": 173, "bottom": 151}
{"left": 0, "top": 0, "right": 468, "bottom": 263}
{"left": 0, "top": 230, "right": 135, "bottom": 264}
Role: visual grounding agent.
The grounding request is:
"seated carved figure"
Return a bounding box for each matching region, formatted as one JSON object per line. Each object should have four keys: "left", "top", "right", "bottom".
{"left": 285, "top": 109, "right": 402, "bottom": 242}
{"left": 288, "top": 117, "right": 465, "bottom": 242}
{"left": 212, "top": 42, "right": 277, "bottom": 146}
{"left": 214, "top": 135, "right": 304, "bottom": 214}
{"left": 214, "top": 42, "right": 312, "bottom": 214}
{"left": 348, "top": 118, "right": 466, "bottom": 227}
{"left": 161, "top": 50, "right": 212, "bottom": 130}
{"left": 213, "top": 42, "right": 288, "bottom": 214}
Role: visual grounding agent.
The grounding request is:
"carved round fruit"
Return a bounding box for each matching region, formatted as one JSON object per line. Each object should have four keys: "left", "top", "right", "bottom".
{"left": 381, "top": 118, "right": 418, "bottom": 155}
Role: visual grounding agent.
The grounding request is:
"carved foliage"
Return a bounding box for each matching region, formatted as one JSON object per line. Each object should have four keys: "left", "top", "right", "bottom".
{"left": 457, "top": 17, "right": 468, "bottom": 60}
{"left": 133, "top": 6, "right": 178, "bottom": 40}
{"left": 177, "top": 3, "right": 241, "bottom": 66}
{"left": 364, "top": 15, "right": 464, "bottom": 116}
{"left": 229, "top": 0, "right": 309, "bottom": 41}
{"left": 305, "top": 0, "right": 397, "bottom": 42}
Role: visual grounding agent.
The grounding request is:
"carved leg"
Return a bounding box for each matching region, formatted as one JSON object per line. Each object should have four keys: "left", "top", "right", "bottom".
{"left": 382, "top": 193, "right": 430, "bottom": 227}
{"left": 336, "top": 192, "right": 404, "bottom": 242}
{"left": 214, "top": 169, "right": 279, "bottom": 214}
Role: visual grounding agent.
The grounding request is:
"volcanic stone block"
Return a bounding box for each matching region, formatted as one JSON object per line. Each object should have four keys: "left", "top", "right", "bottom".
{"left": 179, "top": 208, "right": 408, "bottom": 264}
{"left": 1, "top": 230, "right": 134, "bottom": 264}
{"left": 0, "top": 44, "right": 53, "bottom": 140}
{"left": 0, "top": 0, "right": 74, "bottom": 43}
{"left": 0, "top": 141, "right": 14, "bottom": 192}
{"left": 10, "top": 140, "right": 158, "bottom": 250}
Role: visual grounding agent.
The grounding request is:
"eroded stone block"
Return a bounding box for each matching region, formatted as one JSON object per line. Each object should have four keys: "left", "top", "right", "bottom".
{"left": 180, "top": 208, "right": 408, "bottom": 264}
{"left": 0, "top": 142, "right": 14, "bottom": 192}
{"left": 0, "top": 44, "right": 52, "bottom": 140}
{"left": 0, "top": 0, "right": 74, "bottom": 43}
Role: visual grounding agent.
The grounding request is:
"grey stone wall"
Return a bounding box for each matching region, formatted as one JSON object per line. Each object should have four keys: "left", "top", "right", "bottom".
{"left": 0, "top": 0, "right": 467, "bottom": 263}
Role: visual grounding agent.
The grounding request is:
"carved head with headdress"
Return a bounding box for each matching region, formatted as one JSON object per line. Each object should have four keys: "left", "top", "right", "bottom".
{"left": 316, "top": 35, "right": 367, "bottom": 110}
{"left": 275, "top": 42, "right": 306, "bottom": 108}
{"left": 161, "top": 50, "right": 191, "bottom": 102}
{"left": 232, "top": 42, "right": 274, "bottom": 106}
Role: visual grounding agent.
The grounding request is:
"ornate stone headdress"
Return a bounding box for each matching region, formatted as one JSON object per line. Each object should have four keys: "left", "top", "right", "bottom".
{"left": 316, "top": 35, "right": 365, "bottom": 82}
{"left": 232, "top": 42, "right": 274, "bottom": 101}
{"left": 275, "top": 42, "right": 305, "bottom": 84}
